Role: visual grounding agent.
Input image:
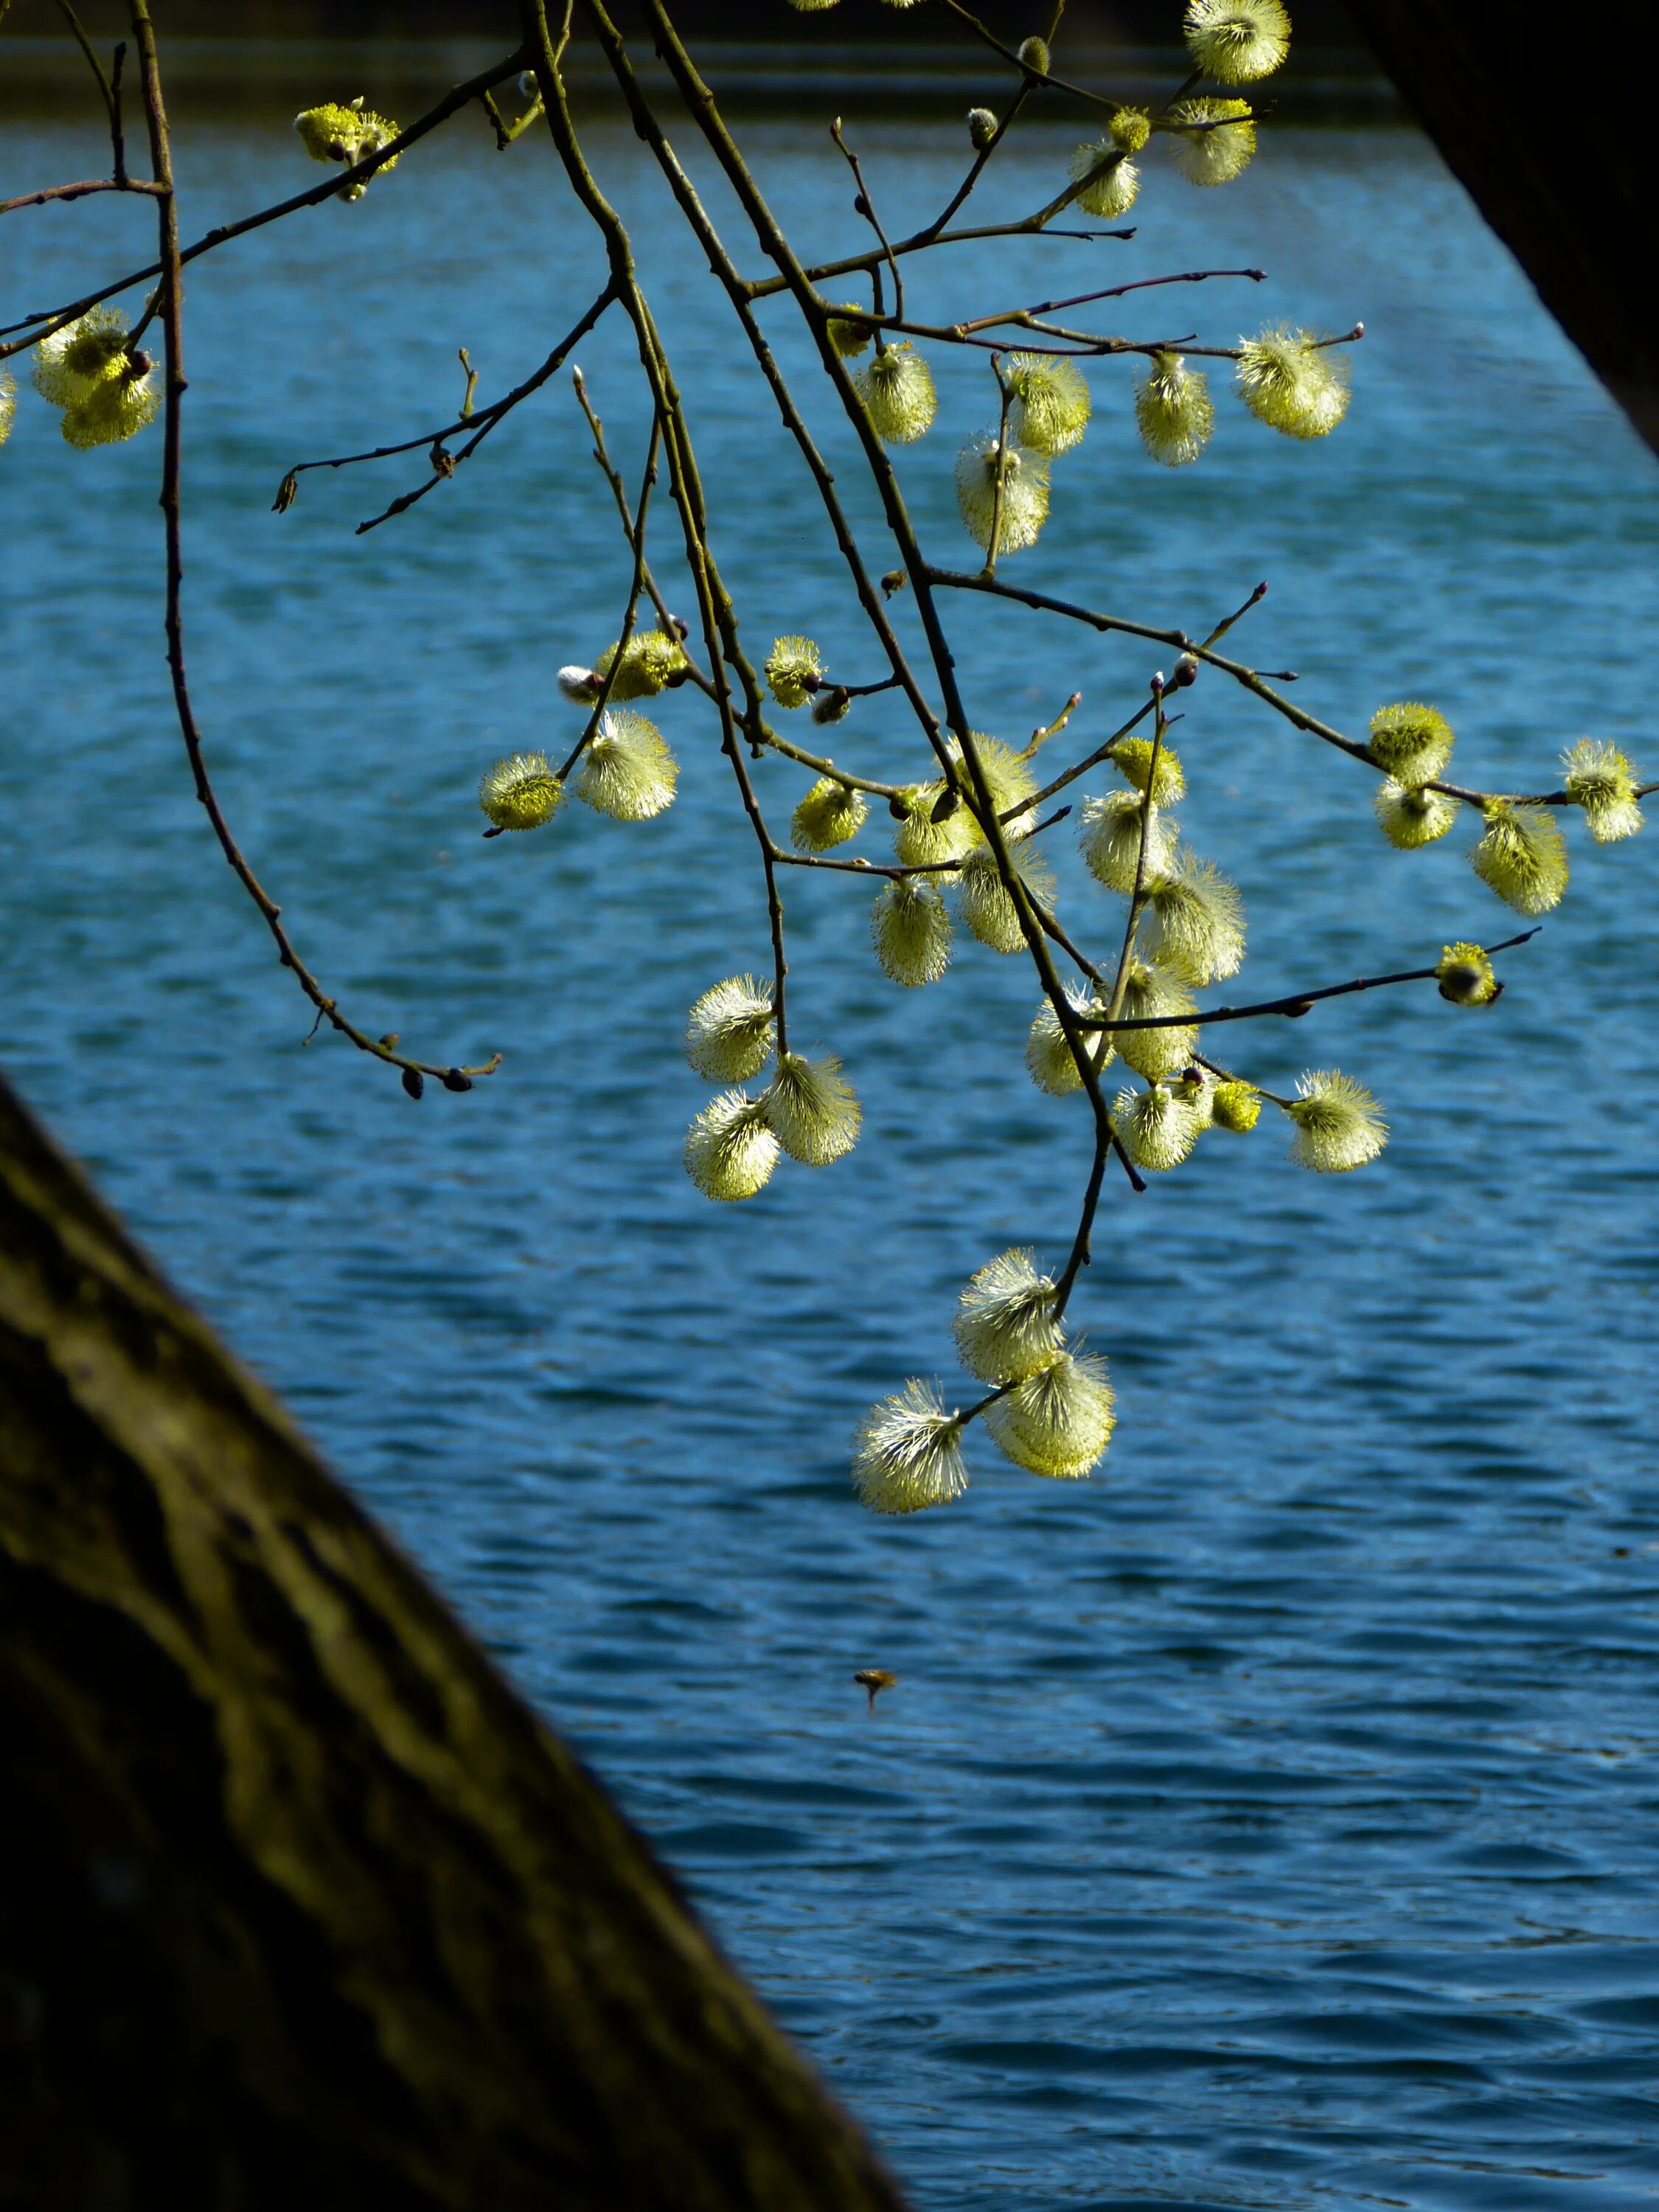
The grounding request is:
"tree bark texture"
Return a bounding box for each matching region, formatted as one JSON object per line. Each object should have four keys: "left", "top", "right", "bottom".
{"left": 0, "top": 1071, "right": 908, "bottom": 2211}
{"left": 1347, "top": 0, "right": 1659, "bottom": 456}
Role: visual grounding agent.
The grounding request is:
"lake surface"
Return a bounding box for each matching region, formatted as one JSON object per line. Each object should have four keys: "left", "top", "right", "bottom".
{"left": 3, "top": 73, "right": 1658, "bottom": 2212}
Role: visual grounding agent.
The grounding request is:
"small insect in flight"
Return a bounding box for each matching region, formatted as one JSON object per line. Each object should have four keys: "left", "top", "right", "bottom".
{"left": 854, "top": 1668, "right": 897, "bottom": 1713}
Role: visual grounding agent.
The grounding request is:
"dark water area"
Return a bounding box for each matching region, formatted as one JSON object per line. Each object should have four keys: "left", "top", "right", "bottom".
{"left": 2, "top": 95, "right": 1657, "bottom": 2211}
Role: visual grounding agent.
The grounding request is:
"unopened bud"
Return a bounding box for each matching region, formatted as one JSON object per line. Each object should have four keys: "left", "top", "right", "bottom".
{"left": 1017, "top": 35, "right": 1050, "bottom": 73}
{"left": 1171, "top": 653, "right": 1199, "bottom": 688}
{"left": 812, "top": 685, "right": 852, "bottom": 726}
{"left": 929, "top": 784, "right": 961, "bottom": 824}
{"left": 967, "top": 106, "right": 998, "bottom": 150}
{"left": 401, "top": 1068, "right": 425, "bottom": 1100}
{"left": 442, "top": 1068, "right": 473, "bottom": 1092}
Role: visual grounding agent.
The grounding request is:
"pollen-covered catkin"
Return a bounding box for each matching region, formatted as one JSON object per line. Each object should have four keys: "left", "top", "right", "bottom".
{"left": 954, "top": 1249, "right": 1063, "bottom": 1385}
{"left": 1470, "top": 801, "right": 1569, "bottom": 914}
{"left": 1168, "top": 97, "right": 1256, "bottom": 186}
{"left": 1562, "top": 738, "right": 1644, "bottom": 843}
{"left": 1368, "top": 702, "right": 1453, "bottom": 786}
{"left": 1210, "top": 1078, "right": 1262, "bottom": 1132}
{"left": 958, "top": 843, "right": 1054, "bottom": 953}
{"left": 853, "top": 344, "right": 937, "bottom": 443}
{"left": 575, "top": 709, "right": 678, "bottom": 820}
{"left": 1115, "top": 1081, "right": 1203, "bottom": 1171}
{"left": 1283, "top": 1071, "right": 1388, "bottom": 1172}
{"left": 1068, "top": 141, "right": 1140, "bottom": 217}
{"left": 1004, "top": 354, "right": 1091, "bottom": 456}
{"left": 852, "top": 1380, "right": 969, "bottom": 1514}
{"left": 985, "top": 1352, "right": 1116, "bottom": 1478}
{"left": 1081, "top": 790, "right": 1180, "bottom": 892}
{"left": 764, "top": 635, "right": 821, "bottom": 709}
{"left": 478, "top": 752, "right": 563, "bottom": 831}
{"left": 684, "top": 1090, "right": 781, "bottom": 1202}
{"left": 792, "top": 777, "right": 867, "bottom": 852}
{"left": 1237, "top": 326, "right": 1351, "bottom": 439}
{"left": 955, "top": 434, "right": 1051, "bottom": 555}
{"left": 1026, "top": 990, "right": 1112, "bottom": 1096}
{"left": 761, "top": 1051, "right": 861, "bottom": 1164}
{"left": 1113, "top": 737, "right": 1186, "bottom": 807}
{"left": 593, "top": 628, "right": 687, "bottom": 700}
{"left": 684, "top": 975, "right": 776, "bottom": 1082}
{"left": 1111, "top": 105, "right": 1152, "bottom": 152}
{"left": 293, "top": 100, "right": 400, "bottom": 196}
{"left": 32, "top": 307, "right": 132, "bottom": 408}
{"left": 872, "top": 878, "right": 953, "bottom": 986}
{"left": 1374, "top": 779, "right": 1458, "bottom": 849}
{"left": 0, "top": 369, "right": 13, "bottom": 445}
{"left": 826, "top": 305, "right": 872, "bottom": 358}
{"left": 1113, "top": 959, "right": 1200, "bottom": 1081}
{"left": 1140, "top": 855, "right": 1245, "bottom": 984}
{"left": 1436, "top": 942, "right": 1499, "bottom": 1006}
{"left": 60, "top": 364, "right": 159, "bottom": 448}
{"left": 1183, "top": 0, "right": 1290, "bottom": 83}
{"left": 1135, "top": 352, "right": 1214, "bottom": 466}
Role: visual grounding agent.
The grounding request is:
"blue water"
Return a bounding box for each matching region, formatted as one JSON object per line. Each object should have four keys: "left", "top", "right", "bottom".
{"left": 3, "top": 87, "right": 1658, "bottom": 2211}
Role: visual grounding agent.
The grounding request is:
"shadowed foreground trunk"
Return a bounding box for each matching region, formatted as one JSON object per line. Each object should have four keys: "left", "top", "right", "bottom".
{"left": 0, "top": 1071, "right": 907, "bottom": 2210}
{"left": 1349, "top": 0, "right": 1659, "bottom": 457}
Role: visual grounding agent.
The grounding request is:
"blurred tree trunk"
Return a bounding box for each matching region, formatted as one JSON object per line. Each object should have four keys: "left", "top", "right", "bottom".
{"left": 1348, "top": 0, "right": 1659, "bottom": 456}
{"left": 0, "top": 1071, "right": 907, "bottom": 2211}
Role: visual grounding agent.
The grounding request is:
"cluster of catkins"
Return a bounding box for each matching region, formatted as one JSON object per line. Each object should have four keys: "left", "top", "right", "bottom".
{"left": 1366, "top": 703, "right": 1643, "bottom": 898}
{"left": 14, "top": 307, "right": 159, "bottom": 449}
{"left": 293, "top": 98, "right": 402, "bottom": 198}
{"left": 476, "top": 627, "right": 692, "bottom": 833}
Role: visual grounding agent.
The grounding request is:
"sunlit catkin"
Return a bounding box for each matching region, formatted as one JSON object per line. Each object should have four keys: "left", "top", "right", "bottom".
{"left": 684, "top": 975, "right": 776, "bottom": 1082}
{"left": 853, "top": 344, "right": 937, "bottom": 444}
{"left": 986, "top": 1352, "right": 1116, "bottom": 1478}
{"left": 594, "top": 628, "right": 687, "bottom": 701}
{"left": 1081, "top": 790, "right": 1179, "bottom": 892}
{"left": 32, "top": 306, "right": 132, "bottom": 408}
{"left": 967, "top": 107, "right": 998, "bottom": 150}
{"left": 1436, "top": 942, "right": 1499, "bottom": 1006}
{"left": 1168, "top": 98, "right": 1257, "bottom": 186}
{"left": 1562, "top": 738, "right": 1644, "bottom": 843}
{"left": 792, "top": 776, "right": 867, "bottom": 852}
{"left": 684, "top": 1089, "right": 781, "bottom": 1203}
{"left": 1141, "top": 855, "right": 1245, "bottom": 984}
{"left": 1113, "top": 959, "right": 1199, "bottom": 1081}
{"left": 1374, "top": 778, "right": 1458, "bottom": 849}
{"left": 956, "top": 434, "right": 1051, "bottom": 556}
{"left": 1135, "top": 351, "right": 1214, "bottom": 467}
{"left": 1368, "top": 701, "right": 1453, "bottom": 787}
{"left": 1284, "top": 1070, "right": 1387, "bottom": 1172}
{"left": 1068, "top": 141, "right": 1140, "bottom": 218}
{"left": 954, "top": 1248, "right": 1062, "bottom": 1385}
{"left": 1183, "top": 0, "right": 1290, "bottom": 83}
{"left": 1111, "top": 105, "right": 1152, "bottom": 153}
{"left": 0, "top": 369, "right": 13, "bottom": 445}
{"left": 761, "top": 1051, "right": 861, "bottom": 1164}
{"left": 826, "top": 305, "right": 872, "bottom": 358}
{"left": 1026, "top": 990, "right": 1112, "bottom": 1096}
{"left": 872, "top": 877, "right": 953, "bottom": 986}
{"left": 1470, "top": 801, "right": 1569, "bottom": 914}
{"left": 1004, "top": 354, "right": 1091, "bottom": 456}
{"left": 1113, "top": 737, "right": 1186, "bottom": 807}
{"left": 60, "top": 363, "right": 159, "bottom": 448}
{"left": 852, "top": 1380, "right": 968, "bottom": 1514}
{"left": 1237, "top": 326, "right": 1351, "bottom": 439}
{"left": 575, "top": 709, "right": 678, "bottom": 820}
{"left": 1210, "top": 1078, "right": 1262, "bottom": 1132}
{"left": 764, "top": 634, "right": 822, "bottom": 709}
{"left": 959, "top": 843, "right": 1054, "bottom": 953}
{"left": 1115, "top": 1080, "right": 1203, "bottom": 1171}
{"left": 293, "top": 100, "right": 400, "bottom": 196}
{"left": 478, "top": 751, "right": 563, "bottom": 831}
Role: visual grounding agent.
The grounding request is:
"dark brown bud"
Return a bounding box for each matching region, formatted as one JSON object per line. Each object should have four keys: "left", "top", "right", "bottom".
{"left": 272, "top": 471, "right": 299, "bottom": 515}
{"left": 442, "top": 1069, "right": 473, "bottom": 1092}
{"left": 888, "top": 791, "right": 911, "bottom": 819}
{"left": 929, "top": 785, "right": 961, "bottom": 823}
{"left": 401, "top": 1068, "right": 425, "bottom": 1100}
{"left": 1171, "top": 653, "right": 1199, "bottom": 688}
{"left": 812, "top": 685, "right": 852, "bottom": 726}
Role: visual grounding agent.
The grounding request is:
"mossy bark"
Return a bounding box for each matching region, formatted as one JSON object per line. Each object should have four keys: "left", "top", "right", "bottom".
{"left": 0, "top": 1072, "right": 907, "bottom": 2211}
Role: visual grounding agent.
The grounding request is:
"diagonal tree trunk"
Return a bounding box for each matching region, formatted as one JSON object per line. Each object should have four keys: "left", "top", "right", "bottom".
{"left": 0, "top": 1070, "right": 908, "bottom": 2210}
{"left": 1346, "top": 0, "right": 1659, "bottom": 456}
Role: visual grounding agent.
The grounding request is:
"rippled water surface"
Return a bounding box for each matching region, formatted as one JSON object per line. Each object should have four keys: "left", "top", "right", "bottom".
{"left": 3, "top": 86, "right": 1658, "bottom": 2211}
